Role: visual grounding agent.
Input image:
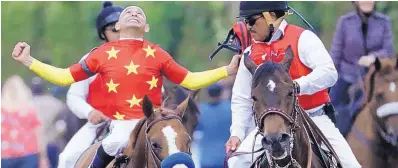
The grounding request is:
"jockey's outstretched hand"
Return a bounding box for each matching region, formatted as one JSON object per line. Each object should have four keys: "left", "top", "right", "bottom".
{"left": 226, "top": 55, "right": 242, "bottom": 76}
{"left": 225, "top": 136, "right": 241, "bottom": 153}
{"left": 88, "top": 109, "right": 109, "bottom": 125}
{"left": 12, "top": 42, "right": 33, "bottom": 67}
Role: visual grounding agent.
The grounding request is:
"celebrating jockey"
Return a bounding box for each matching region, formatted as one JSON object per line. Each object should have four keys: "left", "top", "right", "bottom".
{"left": 11, "top": 5, "right": 241, "bottom": 168}
{"left": 226, "top": 1, "right": 361, "bottom": 168}
{"left": 57, "top": 2, "right": 124, "bottom": 168}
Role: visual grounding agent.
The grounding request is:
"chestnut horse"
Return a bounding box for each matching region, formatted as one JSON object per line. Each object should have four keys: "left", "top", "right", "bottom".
{"left": 74, "top": 94, "right": 195, "bottom": 168}
{"left": 346, "top": 57, "right": 398, "bottom": 168}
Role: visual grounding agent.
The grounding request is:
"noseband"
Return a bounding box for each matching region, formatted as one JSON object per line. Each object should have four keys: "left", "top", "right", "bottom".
{"left": 145, "top": 114, "right": 191, "bottom": 168}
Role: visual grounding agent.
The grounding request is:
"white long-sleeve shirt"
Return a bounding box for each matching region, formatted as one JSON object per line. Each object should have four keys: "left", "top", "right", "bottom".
{"left": 230, "top": 20, "right": 338, "bottom": 141}
{"left": 66, "top": 54, "right": 97, "bottom": 119}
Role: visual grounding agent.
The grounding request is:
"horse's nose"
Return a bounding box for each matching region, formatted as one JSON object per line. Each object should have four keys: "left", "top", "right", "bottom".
{"left": 262, "top": 133, "right": 290, "bottom": 151}
{"left": 262, "top": 133, "right": 290, "bottom": 145}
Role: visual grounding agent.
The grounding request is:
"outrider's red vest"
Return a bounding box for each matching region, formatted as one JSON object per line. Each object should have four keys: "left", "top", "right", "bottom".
{"left": 248, "top": 24, "right": 330, "bottom": 110}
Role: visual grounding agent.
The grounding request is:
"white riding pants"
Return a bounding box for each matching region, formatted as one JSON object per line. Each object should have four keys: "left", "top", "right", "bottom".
{"left": 101, "top": 120, "right": 140, "bottom": 156}
{"left": 228, "top": 114, "right": 362, "bottom": 168}
{"left": 58, "top": 122, "right": 106, "bottom": 168}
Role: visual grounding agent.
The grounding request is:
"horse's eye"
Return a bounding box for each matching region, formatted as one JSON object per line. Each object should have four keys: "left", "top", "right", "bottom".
{"left": 376, "top": 93, "right": 384, "bottom": 100}
{"left": 151, "top": 142, "right": 161, "bottom": 150}
{"left": 252, "top": 96, "right": 257, "bottom": 101}
{"left": 288, "top": 91, "right": 293, "bottom": 96}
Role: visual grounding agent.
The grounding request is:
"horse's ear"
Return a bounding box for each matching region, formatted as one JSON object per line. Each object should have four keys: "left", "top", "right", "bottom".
{"left": 281, "top": 45, "right": 293, "bottom": 71}
{"left": 374, "top": 57, "right": 381, "bottom": 71}
{"left": 190, "top": 89, "right": 200, "bottom": 100}
{"left": 175, "top": 94, "right": 190, "bottom": 117}
{"left": 142, "top": 95, "right": 154, "bottom": 118}
{"left": 243, "top": 53, "right": 258, "bottom": 75}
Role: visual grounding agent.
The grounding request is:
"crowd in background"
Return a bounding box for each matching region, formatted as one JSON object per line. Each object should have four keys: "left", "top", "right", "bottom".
{"left": 1, "top": 1, "right": 396, "bottom": 168}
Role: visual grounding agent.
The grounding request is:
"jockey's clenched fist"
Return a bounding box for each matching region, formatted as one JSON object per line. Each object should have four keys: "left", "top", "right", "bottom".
{"left": 12, "top": 42, "right": 33, "bottom": 66}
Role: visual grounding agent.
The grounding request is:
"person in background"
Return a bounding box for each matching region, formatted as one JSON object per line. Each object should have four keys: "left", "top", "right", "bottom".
{"left": 195, "top": 83, "right": 232, "bottom": 168}
{"left": 330, "top": 1, "right": 394, "bottom": 136}
{"left": 1, "top": 75, "right": 49, "bottom": 168}
{"left": 30, "top": 76, "right": 66, "bottom": 168}
{"left": 58, "top": 2, "right": 124, "bottom": 168}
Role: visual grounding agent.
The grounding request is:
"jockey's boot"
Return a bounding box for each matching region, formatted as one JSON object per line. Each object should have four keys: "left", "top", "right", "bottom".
{"left": 90, "top": 145, "right": 114, "bottom": 168}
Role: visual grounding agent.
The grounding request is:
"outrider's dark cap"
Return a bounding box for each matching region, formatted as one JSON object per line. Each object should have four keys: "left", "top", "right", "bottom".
{"left": 238, "top": 1, "right": 289, "bottom": 18}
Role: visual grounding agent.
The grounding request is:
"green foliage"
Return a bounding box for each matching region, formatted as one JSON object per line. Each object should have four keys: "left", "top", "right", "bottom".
{"left": 2, "top": 1, "right": 398, "bottom": 84}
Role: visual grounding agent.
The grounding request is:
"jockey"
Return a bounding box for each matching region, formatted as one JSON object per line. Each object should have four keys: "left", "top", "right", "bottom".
{"left": 226, "top": 1, "right": 361, "bottom": 168}
{"left": 11, "top": 5, "right": 241, "bottom": 168}
{"left": 57, "top": 2, "right": 124, "bottom": 168}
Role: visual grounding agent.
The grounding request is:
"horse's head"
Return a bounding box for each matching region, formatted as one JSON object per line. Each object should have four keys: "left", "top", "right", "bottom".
{"left": 142, "top": 94, "right": 194, "bottom": 168}
{"left": 364, "top": 57, "right": 398, "bottom": 147}
{"left": 162, "top": 84, "right": 200, "bottom": 136}
{"left": 244, "top": 45, "right": 297, "bottom": 159}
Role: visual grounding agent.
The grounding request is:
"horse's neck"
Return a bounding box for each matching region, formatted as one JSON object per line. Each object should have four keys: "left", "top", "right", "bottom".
{"left": 353, "top": 104, "right": 378, "bottom": 139}
{"left": 131, "top": 125, "right": 150, "bottom": 168}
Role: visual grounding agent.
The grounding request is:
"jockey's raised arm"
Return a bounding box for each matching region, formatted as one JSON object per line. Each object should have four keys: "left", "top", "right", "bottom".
{"left": 159, "top": 48, "right": 238, "bottom": 90}
{"left": 12, "top": 43, "right": 105, "bottom": 86}
{"left": 12, "top": 42, "right": 240, "bottom": 89}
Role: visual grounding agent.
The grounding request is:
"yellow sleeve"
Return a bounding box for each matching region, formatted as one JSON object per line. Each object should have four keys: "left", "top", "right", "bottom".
{"left": 179, "top": 66, "right": 228, "bottom": 90}
{"left": 29, "top": 59, "right": 75, "bottom": 86}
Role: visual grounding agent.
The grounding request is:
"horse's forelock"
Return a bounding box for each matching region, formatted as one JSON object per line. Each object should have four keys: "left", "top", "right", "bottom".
{"left": 252, "top": 61, "right": 287, "bottom": 89}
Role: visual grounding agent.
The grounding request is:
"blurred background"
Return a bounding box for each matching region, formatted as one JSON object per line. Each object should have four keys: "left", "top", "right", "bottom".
{"left": 1, "top": 1, "right": 398, "bottom": 168}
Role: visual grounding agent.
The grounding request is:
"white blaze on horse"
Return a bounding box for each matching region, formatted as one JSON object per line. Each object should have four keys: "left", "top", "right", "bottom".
{"left": 74, "top": 94, "right": 196, "bottom": 168}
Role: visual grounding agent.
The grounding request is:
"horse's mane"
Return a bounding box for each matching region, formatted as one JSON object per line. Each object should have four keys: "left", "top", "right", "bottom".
{"left": 171, "top": 86, "right": 200, "bottom": 136}
{"left": 124, "top": 117, "right": 148, "bottom": 157}
{"left": 252, "top": 61, "right": 283, "bottom": 88}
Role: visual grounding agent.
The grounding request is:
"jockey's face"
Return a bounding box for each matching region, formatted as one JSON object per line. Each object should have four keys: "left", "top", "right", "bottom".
{"left": 246, "top": 13, "right": 270, "bottom": 42}
{"left": 116, "top": 6, "right": 148, "bottom": 32}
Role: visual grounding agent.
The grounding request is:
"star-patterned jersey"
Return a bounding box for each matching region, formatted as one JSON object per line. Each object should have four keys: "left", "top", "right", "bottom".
{"left": 28, "top": 39, "right": 229, "bottom": 120}
{"left": 66, "top": 40, "right": 190, "bottom": 120}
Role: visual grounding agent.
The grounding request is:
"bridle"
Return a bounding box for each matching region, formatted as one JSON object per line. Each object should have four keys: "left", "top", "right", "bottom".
{"left": 144, "top": 114, "right": 192, "bottom": 168}
{"left": 251, "top": 82, "right": 302, "bottom": 168}
{"left": 352, "top": 69, "right": 398, "bottom": 155}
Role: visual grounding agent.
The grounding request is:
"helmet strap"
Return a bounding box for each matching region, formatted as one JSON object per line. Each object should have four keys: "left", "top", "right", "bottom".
{"left": 261, "top": 12, "right": 286, "bottom": 43}
{"left": 263, "top": 24, "right": 274, "bottom": 43}
{"left": 262, "top": 12, "right": 275, "bottom": 43}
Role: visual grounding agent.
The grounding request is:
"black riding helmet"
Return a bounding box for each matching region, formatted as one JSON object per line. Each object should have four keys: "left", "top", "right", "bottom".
{"left": 238, "top": 1, "right": 290, "bottom": 42}
{"left": 238, "top": 1, "right": 289, "bottom": 18}
{"left": 96, "top": 1, "right": 124, "bottom": 41}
